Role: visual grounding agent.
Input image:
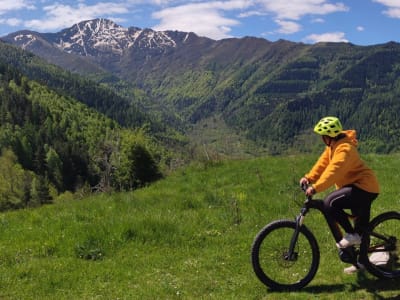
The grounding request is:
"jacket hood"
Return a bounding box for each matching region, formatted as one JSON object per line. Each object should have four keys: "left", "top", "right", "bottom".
{"left": 341, "top": 130, "right": 358, "bottom": 147}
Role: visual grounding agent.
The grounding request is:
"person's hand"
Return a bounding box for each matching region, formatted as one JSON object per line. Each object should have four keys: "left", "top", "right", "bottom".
{"left": 299, "top": 177, "right": 309, "bottom": 186}
{"left": 305, "top": 186, "right": 316, "bottom": 196}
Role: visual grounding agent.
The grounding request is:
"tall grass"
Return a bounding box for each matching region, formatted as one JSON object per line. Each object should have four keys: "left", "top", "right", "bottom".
{"left": 0, "top": 154, "right": 398, "bottom": 299}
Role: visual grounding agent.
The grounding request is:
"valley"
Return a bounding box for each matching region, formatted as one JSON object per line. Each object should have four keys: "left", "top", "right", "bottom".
{"left": 3, "top": 18, "right": 400, "bottom": 156}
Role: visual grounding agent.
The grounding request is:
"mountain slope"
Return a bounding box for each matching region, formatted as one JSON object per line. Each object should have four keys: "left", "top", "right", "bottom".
{"left": 0, "top": 40, "right": 175, "bottom": 133}
{"left": 2, "top": 19, "right": 205, "bottom": 77}
{"left": 5, "top": 29, "right": 107, "bottom": 75}
{"left": 4, "top": 19, "right": 400, "bottom": 154}
{"left": 0, "top": 47, "right": 166, "bottom": 207}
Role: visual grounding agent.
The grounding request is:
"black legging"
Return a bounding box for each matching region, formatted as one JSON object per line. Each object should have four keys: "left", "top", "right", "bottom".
{"left": 322, "top": 185, "right": 378, "bottom": 242}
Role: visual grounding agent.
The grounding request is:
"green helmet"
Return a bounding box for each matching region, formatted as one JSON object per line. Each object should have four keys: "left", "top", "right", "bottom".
{"left": 313, "top": 116, "right": 343, "bottom": 137}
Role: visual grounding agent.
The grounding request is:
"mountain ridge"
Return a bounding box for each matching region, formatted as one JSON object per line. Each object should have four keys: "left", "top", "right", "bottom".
{"left": 1, "top": 19, "right": 202, "bottom": 79}
{"left": 6, "top": 18, "right": 196, "bottom": 55}
{"left": 3, "top": 19, "right": 400, "bottom": 154}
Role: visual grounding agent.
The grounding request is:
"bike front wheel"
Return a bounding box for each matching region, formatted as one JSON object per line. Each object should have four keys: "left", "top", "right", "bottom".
{"left": 361, "top": 211, "right": 400, "bottom": 279}
{"left": 251, "top": 219, "right": 320, "bottom": 290}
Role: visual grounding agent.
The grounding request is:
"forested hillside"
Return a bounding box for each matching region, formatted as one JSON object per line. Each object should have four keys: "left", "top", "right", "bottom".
{"left": 0, "top": 55, "right": 164, "bottom": 211}
{"left": 5, "top": 20, "right": 400, "bottom": 154}
{"left": 139, "top": 41, "right": 400, "bottom": 154}
{"left": 0, "top": 41, "right": 170, "bottom": 133}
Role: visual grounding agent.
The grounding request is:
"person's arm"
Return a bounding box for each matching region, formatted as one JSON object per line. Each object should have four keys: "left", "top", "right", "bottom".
{"left": 305, "top": 147, "right": 330, "bottom": 183}
{"left": 312, "top": 144, "right": 354, "bottom": 192}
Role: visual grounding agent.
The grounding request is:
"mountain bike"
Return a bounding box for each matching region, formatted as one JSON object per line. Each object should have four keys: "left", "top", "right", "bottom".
{"left": 251, "top": 185, "right": 400, "bottom": 290}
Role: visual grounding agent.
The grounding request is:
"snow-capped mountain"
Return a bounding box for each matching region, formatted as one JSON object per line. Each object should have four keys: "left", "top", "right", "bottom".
{"left": 1, "top": 17, "right": 276, "bottom": 100}
{"left": 1, "top": 18, "right": 216, "bottom": 77}
{"left": 7, "top": 18, "right": 197, "bottom": 58}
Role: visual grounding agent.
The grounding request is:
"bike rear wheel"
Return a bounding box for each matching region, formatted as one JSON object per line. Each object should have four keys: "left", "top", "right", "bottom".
{"left": 251, "top": 220, "right": 320, "bottom": 290}
{"left": 361, "top": 211, "right": 400, "bottom": 279}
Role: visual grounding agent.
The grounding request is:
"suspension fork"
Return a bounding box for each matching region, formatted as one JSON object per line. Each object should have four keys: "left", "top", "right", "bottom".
{"left": 286, "top": 206, "right": 309, "bottom": 260}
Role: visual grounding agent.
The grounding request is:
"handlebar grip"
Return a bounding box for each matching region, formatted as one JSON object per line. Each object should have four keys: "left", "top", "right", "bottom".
{"left": 300, "top": 183, "right": 314, "bottom": 202}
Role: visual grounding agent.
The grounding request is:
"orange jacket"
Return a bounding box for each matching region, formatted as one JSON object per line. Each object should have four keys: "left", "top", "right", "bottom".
{"left": 305, "top": 130, "right": 379, "bottom": 194}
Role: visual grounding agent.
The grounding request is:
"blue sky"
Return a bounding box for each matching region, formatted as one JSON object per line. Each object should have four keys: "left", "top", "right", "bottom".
{"left": 0, "top": 0, "right": 399, "bottom": 45}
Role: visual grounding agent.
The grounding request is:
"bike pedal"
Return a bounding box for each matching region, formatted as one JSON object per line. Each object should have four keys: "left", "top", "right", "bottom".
{"left": 338, "top": 247, "right": 357, "bottom": 264}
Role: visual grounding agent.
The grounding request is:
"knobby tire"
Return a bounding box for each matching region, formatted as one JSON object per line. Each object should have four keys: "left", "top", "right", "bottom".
{"left": 361, "top": 211, "right": 400, "bottom": 279}
{"left": 251, "top": 220, "right": 320, "bottom": 290}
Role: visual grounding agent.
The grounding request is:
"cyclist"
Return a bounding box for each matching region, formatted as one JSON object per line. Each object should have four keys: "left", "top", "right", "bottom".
{"left": 299, "top": 116, "right": 380, "bottom": 273}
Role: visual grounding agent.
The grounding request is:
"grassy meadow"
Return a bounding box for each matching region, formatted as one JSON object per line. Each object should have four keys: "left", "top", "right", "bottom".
{"left": 0, "top": 153, "right": 399, "bottom": 299}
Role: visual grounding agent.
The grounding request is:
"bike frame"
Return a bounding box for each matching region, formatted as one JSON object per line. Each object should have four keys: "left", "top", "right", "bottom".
{"left": 288, "top": 191, "right": 397, "bottom": 267}
{"left": 251, "top": 187, "right": 399, "bottom": 289}
{"left": 287, "top": 202, "right": 310, "bottom": 261}
{"left": 287, "top": 193, "right": 359, "bottom": 263}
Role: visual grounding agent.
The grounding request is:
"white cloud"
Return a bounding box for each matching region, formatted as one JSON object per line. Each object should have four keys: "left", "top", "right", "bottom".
{"left": 0, "top": 18, "right": 23, "bottom": 26}
{"left": 24, "top": 2, "right": 130, "bottom": 31}
{"left": 238, "top": 10, "right": 266, "bottom": 18}
{"left": 373, "top": 0, "right": 400, "bottom": 4}
{"left": 383, "top": 7, "right": 400, "bottom": 18}
{"left": 357, "top": 26, "right": 364, "bottom": 31}
{"left": 250, "top": 0, "right": 349, "bottom": 36}
{"left": 311, "top": 18, "right": 325, "bottom": 23}
{"left": 304, "top": 31, "right": 348, "bottom": 43}
{"left": 373, "top": 0, "right": 400, "bottom": 8}
{"left": 151, "top": 0, "right": 345, "bottom": 39}
{"left": 275, "top": 20, "right": 301, "bottom": 34}
{"left": 152, "top": 1, "right": 249, "bottom": 39}
{"left": 0, "top": 0, "right": 35, "bottom": 15}
{"left": 373, "top": 0, "right": 400, "bottom": 18}
{"left": 255, "top": 0, "right": 349, "bottom": 20}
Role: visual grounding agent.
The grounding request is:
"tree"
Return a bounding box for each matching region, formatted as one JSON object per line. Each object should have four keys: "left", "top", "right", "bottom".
{"left": 112, "top": 129, "right": 163, "bottom": 190}
{"left": 30, "top": 176, "right": 53, "bottom": 206}
{"left": 46, "top": 147, "right": 63, "bottom": 191}
{"left": 127, "top": 143, "right": 162, "bottom": 189}
{"left": 0, "top": 149, "right": 31, "bottom": 210}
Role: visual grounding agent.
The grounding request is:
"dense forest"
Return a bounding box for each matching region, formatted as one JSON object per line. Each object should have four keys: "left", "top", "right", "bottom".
{"left": 5, "top": 27, "right": 400, "bottom": 154}
{"left": 3, "top": 29, "right": 400, "bottom": 211}
{"left": 0, "top": 41, "right": 175, "bottom": 134}
{"left": 141, "top": 41, "right": 400, "bottom": 154}
{"left": 230, "top": 42, "right": 400, "bottom": 153}
{"left": 0, "top": 60, "right": 165, "bottom": 211}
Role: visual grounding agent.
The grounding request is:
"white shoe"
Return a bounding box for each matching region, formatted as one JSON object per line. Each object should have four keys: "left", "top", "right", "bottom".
{"left": 336, "top": 233, "right": 361, "bottom": 248}
{"left": 369, "top": 248, "right": 390, "bottom": 266}
{"left": 344, "top": 263, "right": 365, "bottom": 274}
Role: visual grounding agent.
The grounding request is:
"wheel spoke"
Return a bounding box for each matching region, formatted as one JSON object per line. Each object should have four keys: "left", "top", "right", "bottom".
{"left": 363, "top": 212, "right": 400, "bottom": 278}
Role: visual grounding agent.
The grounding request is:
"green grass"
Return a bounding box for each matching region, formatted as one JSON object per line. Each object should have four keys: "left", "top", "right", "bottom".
{"left": 0, "top": 154, "right": 399, "bottom": 299}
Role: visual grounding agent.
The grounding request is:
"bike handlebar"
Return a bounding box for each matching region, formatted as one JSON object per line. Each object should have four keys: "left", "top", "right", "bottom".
{"left": 299, "top": 183, "right": 326, "bottom": 212}
{"left": 300, "top": 183, "right": 313, "bottom": 203}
